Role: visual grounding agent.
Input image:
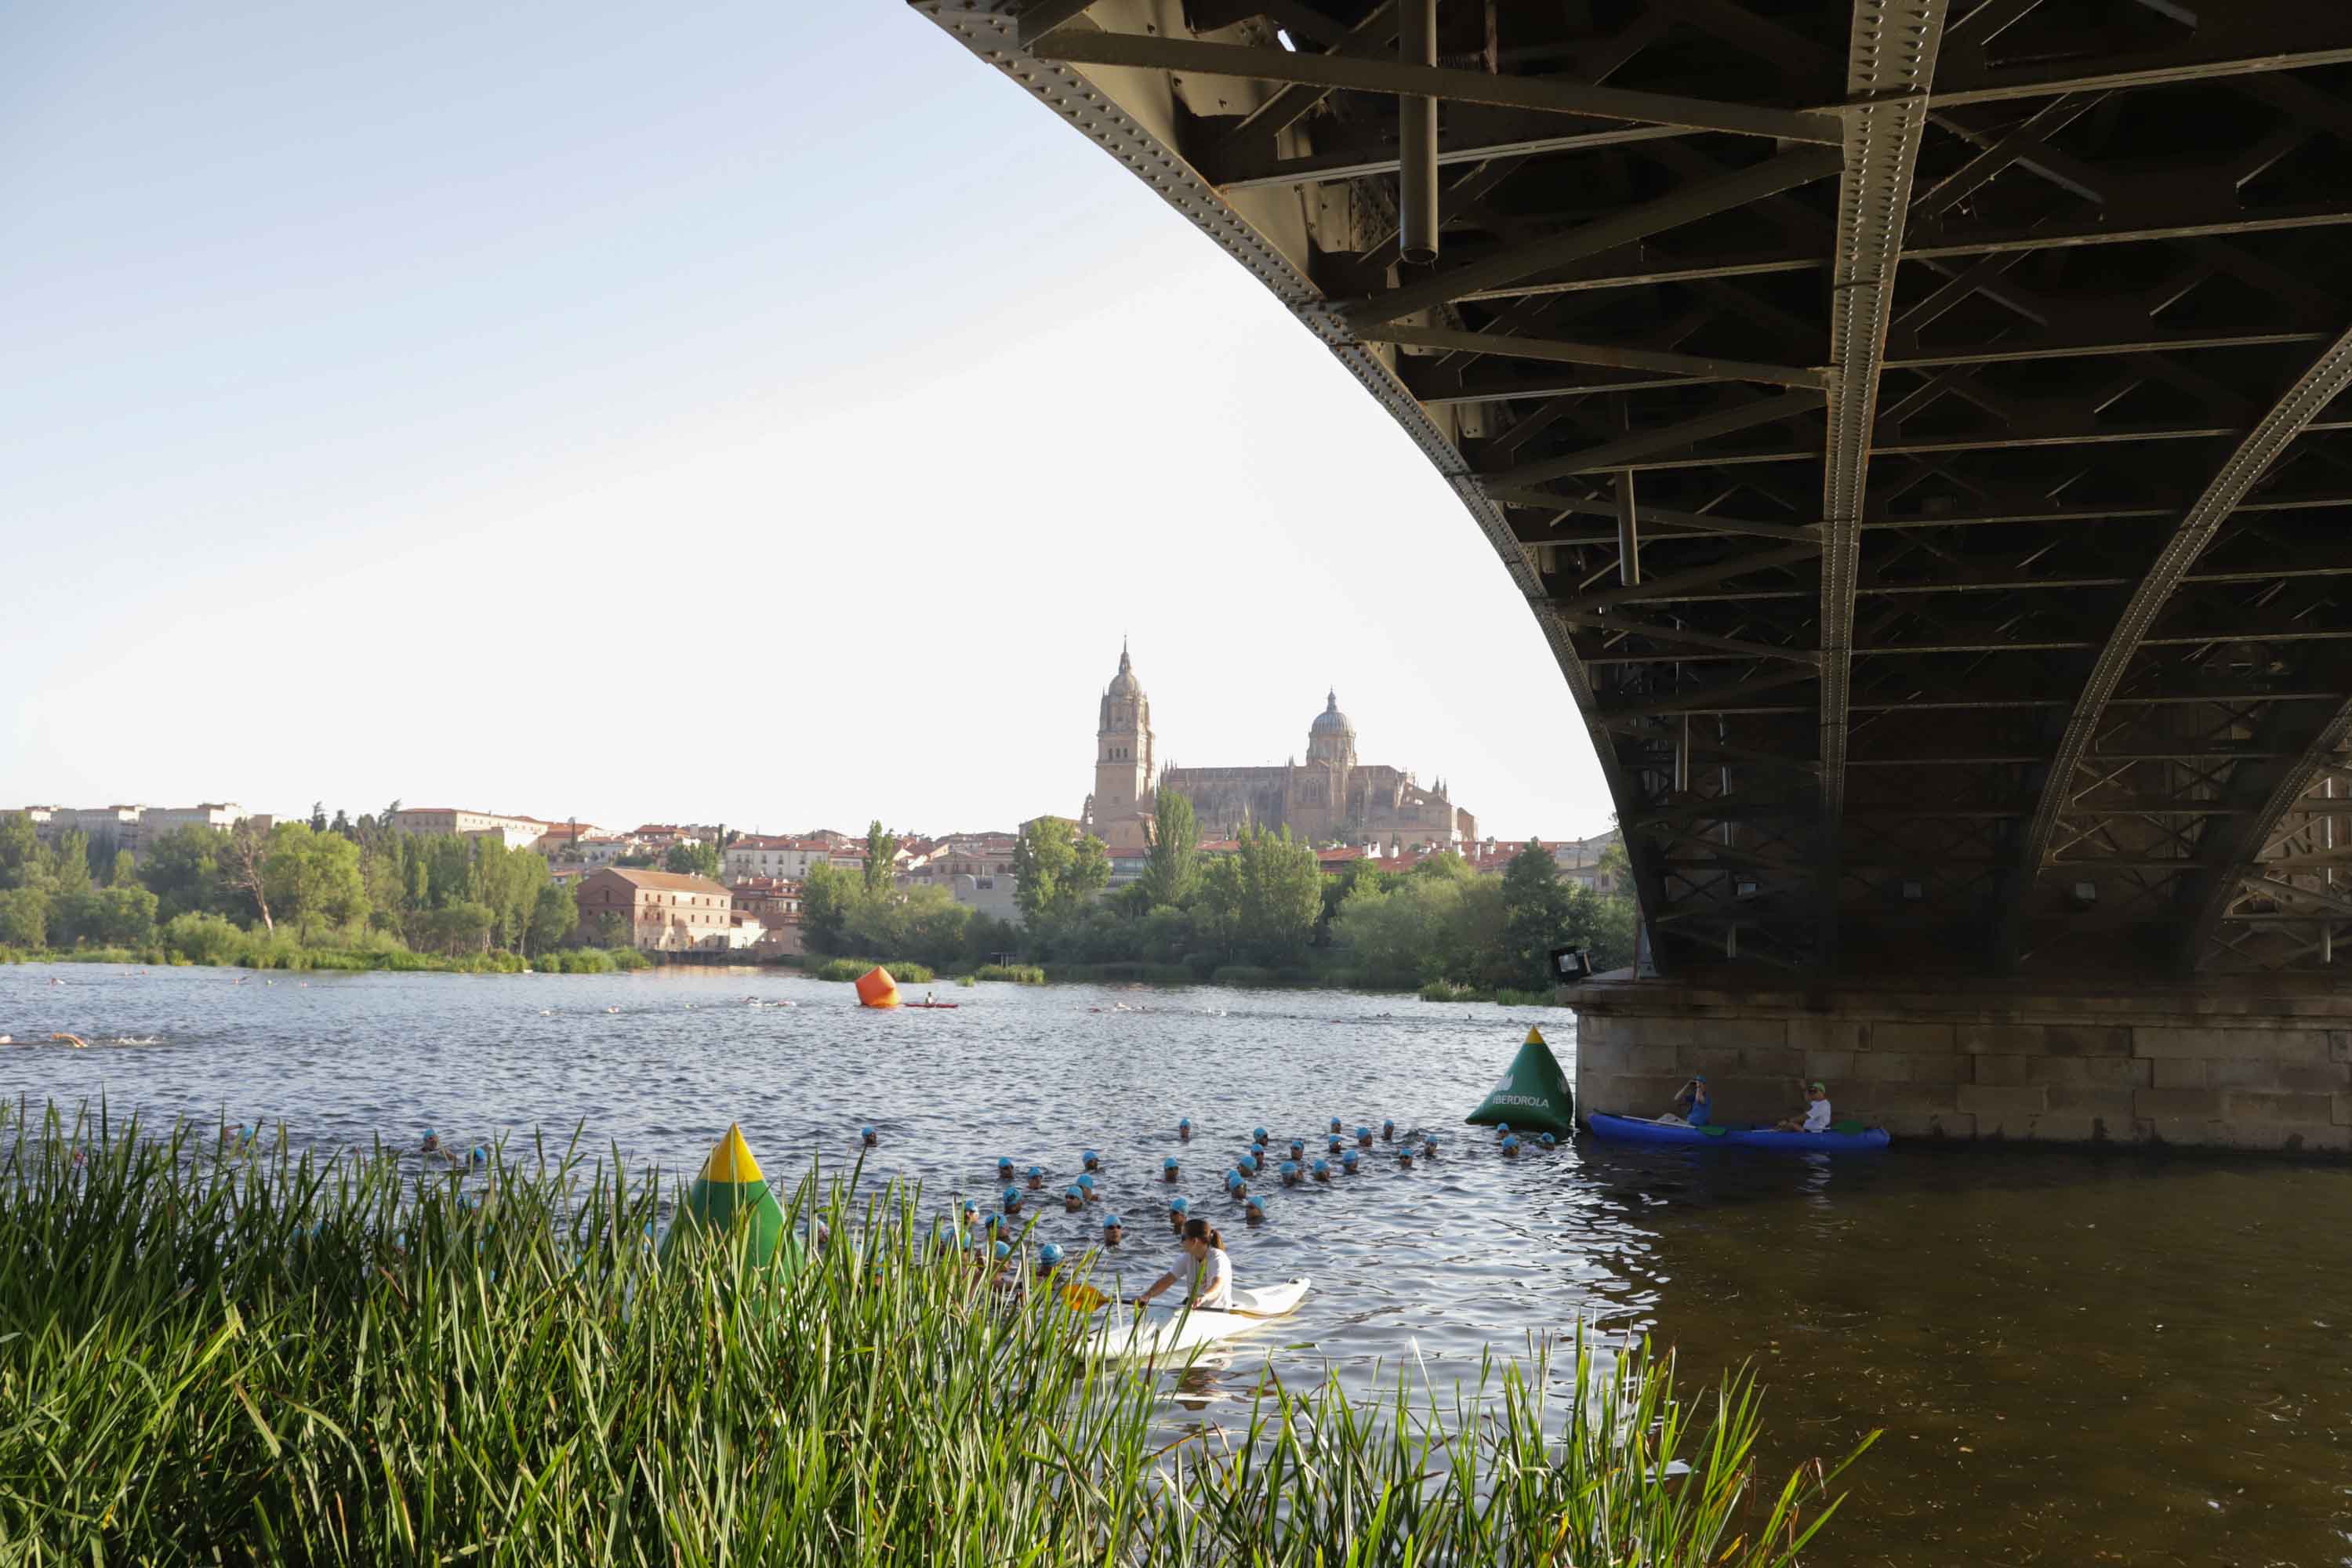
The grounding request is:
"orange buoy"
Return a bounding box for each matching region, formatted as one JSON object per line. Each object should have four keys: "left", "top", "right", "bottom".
{"left": 853, "top": 966, "right": 902, "bottom": 1009}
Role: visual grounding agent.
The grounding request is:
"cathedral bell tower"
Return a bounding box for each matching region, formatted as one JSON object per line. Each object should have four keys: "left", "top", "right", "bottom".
{"left": 1092, "top": 644, "right": 1156, "bottom": 848}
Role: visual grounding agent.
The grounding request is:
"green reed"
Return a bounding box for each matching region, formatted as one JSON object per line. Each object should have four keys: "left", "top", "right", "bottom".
{"left": 0, "top": 1103, "right": 1868, "bottom": 1564}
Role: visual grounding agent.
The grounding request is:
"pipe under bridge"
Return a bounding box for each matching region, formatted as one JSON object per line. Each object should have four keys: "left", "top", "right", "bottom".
{"left": 910, "top": 0, "right": 2352, "bottom": 1146}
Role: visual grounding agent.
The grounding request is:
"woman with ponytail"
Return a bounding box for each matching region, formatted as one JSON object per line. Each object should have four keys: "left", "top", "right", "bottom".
{"left": 1134, "top": 1216, "right": 1234, "bottom": 1311}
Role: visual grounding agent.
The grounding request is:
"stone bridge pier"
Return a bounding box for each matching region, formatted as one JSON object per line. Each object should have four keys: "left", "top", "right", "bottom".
{"left": 1566, "top": 977, "right": 2352, "bottom": 1155}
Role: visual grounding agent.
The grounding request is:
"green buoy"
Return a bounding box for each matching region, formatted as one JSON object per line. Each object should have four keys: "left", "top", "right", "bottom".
{"left": 1465, "top": 1025, "right": 1577, "bottom": 1138}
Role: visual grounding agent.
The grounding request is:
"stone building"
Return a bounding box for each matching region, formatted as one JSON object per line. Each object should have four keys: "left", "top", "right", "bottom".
{"left": 1078, "top": 647, "right": 1475, "bottom": 851}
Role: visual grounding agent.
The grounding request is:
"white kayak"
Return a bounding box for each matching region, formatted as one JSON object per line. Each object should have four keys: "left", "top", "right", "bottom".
{"left": 1087, "top": 1277, "right": 1312, "bottom": 1360}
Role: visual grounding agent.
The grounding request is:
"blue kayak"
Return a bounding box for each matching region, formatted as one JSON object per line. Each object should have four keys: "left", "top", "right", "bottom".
{"left": 1586, "top": 1112, "right": 1890, "bottom": 1152}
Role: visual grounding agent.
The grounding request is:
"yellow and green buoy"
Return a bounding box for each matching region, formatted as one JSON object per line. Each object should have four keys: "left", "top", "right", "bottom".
{"left": 660, "top": 1122, "right": 799, "bottom": 1271}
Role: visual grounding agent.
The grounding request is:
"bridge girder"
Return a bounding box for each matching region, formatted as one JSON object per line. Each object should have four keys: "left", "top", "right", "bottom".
{"left": 915, "top": 0, "right": 2352, "bottom": 977}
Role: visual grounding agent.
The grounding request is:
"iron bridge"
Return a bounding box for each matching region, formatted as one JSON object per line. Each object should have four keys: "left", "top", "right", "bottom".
{"left": 911, "top": 0, "right": 2352, "bottom": 980}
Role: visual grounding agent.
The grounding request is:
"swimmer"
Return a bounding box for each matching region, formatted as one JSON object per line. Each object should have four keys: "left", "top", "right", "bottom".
{"left": 50, "top": 1033, "right": 89, "bottom": 1049}
{"left": 1327, "top": 1134, "right": 1343, "bottom": 1154}
{"left": 1501, "top": 1135, "right": 1520, "bottom": 1159}
{"left": 1036, "top": 1241, "right": 1065, "bottom": 1281}
{"left": 1356, "top": 1126, "right": 1374, "bottom": 1149}
{"left": 960, "top": 1199, "right": 980, "bottom": 1229}
{"left": 1002, "top": 1186, "right": 1023, "bottom": 1215}
{"left": 420, "top": 1129, "right": 444, "bottom": 1156}
{"left": 997, "top": 1156, "right": 1015, "bottom": 1181}
{"left": 1167, "top": 1195, "right": 1190, "bottom": 1234}
{"left": 1311, "top": 1158, "right": 1331, "bottom": 1183}
{"left": 1063, "top": 1185, "right": 1086, "bottom": 1214}
{"left": 1423, "top": 1138, "right": 1440, "bottom": 1160}
{"left": 1341, "top": 1149, "right": 1361, "bottom": 1174}
{"left": 1225, "top": 1171, "right": 1247, "bottom": 1202}
{"left": 1178, "top": 1117, "right": 1192, "bottom": 1142}
{"left": 604, "top": 1006, "right": 620, "bottom": 1014}
{"left": 1329, "top": 1116, "right": 1343, "bottom": 1134}
{"left": 1494, "top": 1121, "right": 1511, "bottom": 1141}
{"left": 1102, "top": 1212, "right": 1123, "bottom": 1247}
{"left": 1381, "top": 1118, "right": 1395, "bottom": 1142}
{"left": 1078, "top": 1173, "right": 1098, "bottom": 1203}
{"left": 1237, "top": 1152, "right": 1258, "bottom": 1178}
{"left": 1243, "top": 1193, "right": 1267, "bottom": 1225}
{"left": 861, "top": 1125, "right": 878, "bottom": 1148}
{"left": 1397, "top": 1145, "right": 1415, "bottom": 1169}
{"left": 1279, "top": 1160, "right": 1301, "bottom": 1188}
{"left": 1026, "top": 1164, "right": 1045, "bottom": 1190}
{"left": 1538, "top": 1132, "right": 1557, "bottom": 1149}
{"left": 1287, "top": 1137, "right": 1305, "bottom": 1161}
{"left": 1163, "top": 1156, "right": 1180, "bottom": 1181}
{"left": 1082, "top": 1149, "right": 1100, "bottom": 1172}
{"left": 1252, "top": 1127, "right": 1269, "bottom": 1148}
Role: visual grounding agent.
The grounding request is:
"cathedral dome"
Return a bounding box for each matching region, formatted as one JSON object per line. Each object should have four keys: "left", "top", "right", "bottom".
{"left": 1107, "top": 646, "right": 1143, "bottom": 700}
{"left": 1310, "top": 690, "right": 1354, "bottom": 737}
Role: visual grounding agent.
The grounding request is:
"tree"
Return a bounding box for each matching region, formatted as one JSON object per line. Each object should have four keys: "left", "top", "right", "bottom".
{"left": 1500, "top": 840, "right": 1577, "bottom": 987}
{"left": 1196, "top": 826, "right": 1322, "bottom": 966}
{"left": 79, "top": 886, "right": 158, "bottom": 947}
{"left": 1137, "top": 787, "right": 1200, "bottom": 909}
{"left": 528, "top": 881, "right": 579, "bottom": 956}
{"left": 263, "top": 823, "right": 368, "bottom": 942}
{"left": 1012, "top": 818, "right": 1076, "bottom": 928}
{"left": 0, "top": 887, "right": 47, "bottom": 948}
{"left": 800, "top": 861, "right": 855, "bottom": 953}
{"left": 109, "top": 848, "right": 138, "bottom": 889}
{"left": 414, "top": 901, "right": 493, "bottom": 956}
{"left": 864, "top": 821, "right": 900, "bottom": 896}
{"left": 47, "top": 830, "right": 92, "bottom": 896}
{"left": 662, "top": 841, "right": 721, "bottom": 880}
{"left": 140, "top": 825, "right": 226, "bottom": 921}
{"left": 0, "top": 815, "right": 41, "bottom": 891}
{"left": 221, "top": 820, "right": 274, "bottom": 933}
{"left": 309, "top": 801, "right": 328, "bottom": 833}
{"left": 329, "top": 808, "right": 353, "bottom": 838}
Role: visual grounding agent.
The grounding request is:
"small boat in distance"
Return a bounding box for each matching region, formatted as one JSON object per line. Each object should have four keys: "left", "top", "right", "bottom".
{"left": 1586, "top": 1112, "right": 1890, "bottom": 1153}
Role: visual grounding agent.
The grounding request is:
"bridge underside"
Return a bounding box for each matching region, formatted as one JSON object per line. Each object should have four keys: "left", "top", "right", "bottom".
{"left": 916, "top": 0, "right": 2352, "bottom": 983}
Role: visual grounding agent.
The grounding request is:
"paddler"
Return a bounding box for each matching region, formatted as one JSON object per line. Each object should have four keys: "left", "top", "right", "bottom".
{"left": 1774, "top": 1080, "right": 1835, "bottom": 1134}
{"left": 1134, "top": 1218, "right": 1232, "bottom": 1312}
{"left": 1666, "top": 1075, "right": 1712, "bottom": 1127}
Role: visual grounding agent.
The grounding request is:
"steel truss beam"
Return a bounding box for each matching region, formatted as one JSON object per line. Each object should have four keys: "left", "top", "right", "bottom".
{"left": 2181, "top": 702, "right": 2352, "bottom": 965}
{"left": 2002, "top": 324, "right": 2352, "bottom": 965}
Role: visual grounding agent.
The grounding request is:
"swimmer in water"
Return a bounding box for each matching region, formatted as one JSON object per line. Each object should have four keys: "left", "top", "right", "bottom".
{"left": 1035, "top": 1241, "right": 1065, "bottom": 1283}
{"left": 1397, "top": 1145, "right": 1415, "bottom": 1169}
{"left": 1312, "top": 1158, "right": 1331, "bottom": 1183}
{"left": 1423, "top": 1137, "right": 1440, "bottom": 1160}
{"left": 1102, "top": 1212, "right": 1123, "bottom": 1247}
{"left": 1236, "top": 1152, "right": 1258, "bottom": 1178}
{"left": 1026, "top": 1164, "right": 1045, "bottom": 1190}
{"left": 1356, "top": 1126, "right": 1374, "bottom": 1149}
{"left": 1501, "top": 1135, "right": 1520, "bottom": 1159}
{"left": 1329, "top": 1116, "right": 1343, "bottom": 1134}
{"left": 861, "top": 1125, "right": 878, "bottom": 1148}
{"left": 1063, "top": 1185, "right": 1086, "bottom": 1214}
{"left": 420, "top": 1128, "right": 443, "bottom": 1156}
{"left": 1287, "top": 1137, "right": 1305, "bottom": 1162}
{"left": 1382, "top": 1119, "right": 1395, "bottom": 1142}
{"left": 1251, "top": 1127, "right": 1269, "bottom": 1148}
{"left": 997, "top": 1156, "right": 1015, "bottom": 1182}
{"left": 1278, "top": 1160, "right": 1301, "bottom": 1188}
{"left": 1078, "top": 1174, "right": 1098, "bottom": 1203}
{"left": 1167, "top": 1195, "right": 1190, "bottom": 1235}
{"left": 1538, "top": 1132, "right": 1557, "bottom": 1149}
{"left": 1341, "top": 1149, "right": 1361, "bottom": 1174}
{"left": 1494, "top": 1121, "right": 1511, "bottom": 1141}
{"left": 1225, "top": 1171, "right": 1247, "bottom": 1202}
{"left": 1243, "top": 1193, "right": 1267, "bottom": 1225}
{"left": 1178, "top": 1117, "right": 1192, "bottom": 1142}
{"left": 1082, "top": 1149, "right": 1100, "bottom": 1173}
{"left": 1002, "top": 1186, "right": 1024, "bottom": 1215}
{"left": 1163, "top": 1156, "right": 1180, "bottom": 1182}
{"left": 1327, "top": 1134, "right": 1343, "bottom": 1155}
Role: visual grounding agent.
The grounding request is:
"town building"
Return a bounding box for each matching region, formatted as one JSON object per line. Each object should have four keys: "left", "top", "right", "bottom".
{"left": 723, "top": 835, "right": 836, "bottom": 881}
{"left": 29, "top": 802, "right": 257, "bottom": 859}
{"left": 1078, "top": 646, "right": 1475, "bottom": 851}
{"left": 574, "top": 867, "right": 734, "bottom": 952}
{"left": 389, "top": 808, "right": 550, "bottom": 851}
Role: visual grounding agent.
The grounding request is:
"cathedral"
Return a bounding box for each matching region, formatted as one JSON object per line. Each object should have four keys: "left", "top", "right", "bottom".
{"left": 1080, "top": 646, "right": 1475, "bottom": 851}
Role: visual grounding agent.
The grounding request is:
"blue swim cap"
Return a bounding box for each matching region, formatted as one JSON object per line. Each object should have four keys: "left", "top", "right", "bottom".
{"left": 1039, "top": 1242, "right": 1065, "bottom": 1267}
{"left": 985, "top": 1211, "right": 1004, "bottom": 1230}
{"left": 1496, "top": 1122, "right": 1511, "bottom": 1134}
{"left": 471, "top": 1145, "right": 488, "bottom": 1163}
{"left": 1065, "top": 1185, "right": 1084, "bottom": 1200}
{"left": 1163, "top": 1156, "right": 1178, "bottom": 1171}
{"left": 1245, "top": 1194, "right": 1265, "bottom": 1210}
{"left": 1083, "top": 1148, "right": 1098, "bottom": 1163}
{"left": 1027, "top": 1165, "right": 1043, "bottom": 1178}
{"left": 997, "top": 1156, "right": 1013, "bottom": 1170}
{"left": 993, "top": 1240, "right": 1011, "bottom": 1261}
{"left": 1328, "top": 1135, "right": 1342, "bottom": 1152}
{"left": 1539, "top": 1132, "right": 1557, "bottom": 1148}
{"left": 960, "top": 1200, "right": 978, "bottom": 1218}
{"left": 861, "top": 1125, "right": 876, "bottom": 1138}
{"left": 1238, "top": 1154, "right": 1258, "bottom": 1175}
{"left": 1104, "top": 1213, "right": 1121, "bottom": 1229}
{"left": 1252, "top": 1127, "right": 1268, "bottom": 1142}
{"left": 423, "top": 1127, "right": 437, "bottom": 1138}
{"left": 1383, "top": 1118, "right": 1394, "bottom": 1131}
{"left": 1356, "top": 1126, "right": 1371, "bottom": 1139}
{"left": 1329, "top": 1117, "right": 1342, "bottom": 1131}
{"left": 1342, "top": 1149, "right": 1359, "bottom": 1167}
{"left": 1501, "top": 1136, "right": 1520, "bottom": 1152}
{"left": 1225, "top": 1169, "right": 1242, "bottom": 1188}
{"left": 1279, "top": 1160, "right": 1298, "bottom": 1175}
{"left": 1001, "top": 1186, "right": 1020, "bottom": 1205}
{"left": 1179, "top": 1117, "right": 1192, "bottom": 1129}
{"left": 1170, "top": 1196, "right": 1189, "bottom": 1213}
{"left": 1076, "top": 1174, "right": 1095, "bottom": 1191}
{"left": 1312, "top": 1159, "right": 1329, "bottom": 1174}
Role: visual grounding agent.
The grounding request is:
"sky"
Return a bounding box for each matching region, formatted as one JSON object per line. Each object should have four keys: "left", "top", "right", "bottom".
{"left": 1, "top": 1, "right": 1614, "bottom": 843}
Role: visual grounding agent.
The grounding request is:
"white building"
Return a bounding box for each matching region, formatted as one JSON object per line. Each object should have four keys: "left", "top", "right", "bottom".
{"left": 723, "top": 835, "right": 837, "bottom": 880}
{"left": 950, "top": 873, "right": 1023, "bottom": 927}
{"left": 389, "top": 808, "right": 550, "bottom": 851}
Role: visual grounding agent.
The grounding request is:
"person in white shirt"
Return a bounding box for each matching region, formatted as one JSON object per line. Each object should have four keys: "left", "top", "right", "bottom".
{"left": 1774, "top": 1080, "right": 1834, "bottom": 1134}
{"left": 1134, "top": 1218, "right": 1233, "bottom": 1311}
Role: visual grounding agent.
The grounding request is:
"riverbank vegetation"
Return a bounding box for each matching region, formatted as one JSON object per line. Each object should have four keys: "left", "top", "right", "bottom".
{"left": 0, "top": 1105, "right": 1867, "bottom": 1562}
{"left": 796, "top": 792, "right": 1638, "bottom": 998}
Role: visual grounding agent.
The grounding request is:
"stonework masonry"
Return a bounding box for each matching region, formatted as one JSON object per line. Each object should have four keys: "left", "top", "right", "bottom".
{"left": 1566, "top": 976, "right": 2352, "bottom": 1155}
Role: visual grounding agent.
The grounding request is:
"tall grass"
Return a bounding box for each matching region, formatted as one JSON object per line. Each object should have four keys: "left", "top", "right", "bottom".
{"left": 971, "top": 962, "right": 1046, "bottom": 985}
{"left": 0, "top": 1104, "right": 1868, "bottom": 1563}
{"left": 810, "top": 957, "right": 936, "bottom": 984}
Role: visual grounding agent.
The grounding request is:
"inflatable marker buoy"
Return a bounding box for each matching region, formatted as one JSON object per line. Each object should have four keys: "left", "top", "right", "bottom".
{"left": 1465, "top": 1026, "right": 1576, "bottom": 1138}
{"left": 854, "top": 966, "right": 902, "bottom": 1009}
{"left": 660, "top": 1123, "right": 797, "bottom": 1272}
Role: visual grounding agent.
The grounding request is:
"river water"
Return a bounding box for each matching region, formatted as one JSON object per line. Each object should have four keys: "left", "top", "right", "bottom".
{"left": 2, "top": 961, "right": 2346, "bottom": 1565}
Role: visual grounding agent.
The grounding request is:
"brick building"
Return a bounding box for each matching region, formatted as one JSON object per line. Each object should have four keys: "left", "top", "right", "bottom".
{"left": 575, "top": 867, "right": 733, "bottom": 952}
